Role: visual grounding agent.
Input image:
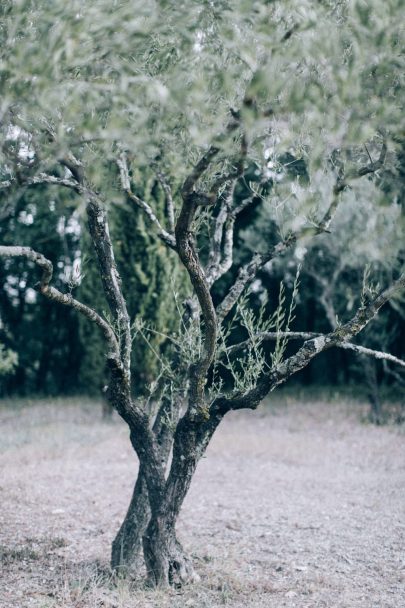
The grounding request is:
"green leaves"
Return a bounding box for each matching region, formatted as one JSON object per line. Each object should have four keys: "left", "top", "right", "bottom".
{"left": 1, "top": 0, "right": 403, "bottom": 184}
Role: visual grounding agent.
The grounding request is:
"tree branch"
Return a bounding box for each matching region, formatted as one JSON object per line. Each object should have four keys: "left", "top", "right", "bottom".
{"left": 216, "top": 271, "right": 405, "bottom": 412}
{"left": 216, "top": 232, "right": 297, "bottom": 322}
{"left": 334, "top": 141, "right": 388, "bottom": 195}
{"left": 0, "top": 172, "right": 82, "bottom": 193}
{"left": 216, "top": 141, "right": 388, "bottom": 321}
{"left": 181, "top": 146, "right": 221, "bottom": 199}
{"left": 0, "top": 245, "right": 120, "bottom": 361}
{"left": 155, "top": 167, "right": 175, "bottom": 234}
{"left": 226, "top": 329, "right": 405, "bottom": 368}
{"left": 86, "top": 197, "right": 132, "bottom": 377}
{"left": 338, "top": 342, "right": 405, "bottom": 368}
{"left": 205, "top": 135, "right": 249, "bottom": 288}
{"left": 117, "top": 152, "right": 176, "bottom": 250}
{"left": 175, "top": 202, "right": 217, "bottom": 414}
{"left": 226, "top": 331, "right": 321, "bottom": 356}
{"left": 205, "top": 184, "right": 235, "bottom": 287}
{"left": 175, "top": 142, "right": 229, "bottom": 413}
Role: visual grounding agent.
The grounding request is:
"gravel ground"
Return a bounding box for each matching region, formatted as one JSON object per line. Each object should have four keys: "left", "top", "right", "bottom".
{"left": 0, "top": 396, "right": 404, "bottom": 608}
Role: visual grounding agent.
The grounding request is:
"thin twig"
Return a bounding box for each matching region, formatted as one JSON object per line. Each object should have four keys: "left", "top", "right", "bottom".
{"left": 116, "top": 151, "right": 176, "bottom": 250}
{"left": 155, "top": 168, "right": 176, "bottom": 234}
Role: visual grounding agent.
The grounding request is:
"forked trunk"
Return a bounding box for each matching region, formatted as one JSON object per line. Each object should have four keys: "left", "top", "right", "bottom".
{"left": 111, "top": 468, "right": 197, "bottom": 585}
{"left": 142, "top": 413, "right": 224, "bottom": 586}
{"left": 141, "top": 438, "right": 200, "bottom": 586}
{"left": 110, "top": 396, "right": 182, "bottom": 578}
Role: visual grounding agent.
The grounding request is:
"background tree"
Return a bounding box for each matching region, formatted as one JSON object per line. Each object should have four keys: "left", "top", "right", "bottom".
{"left": 1, "top": 0, "right": 404, "bottom": 588}
{"left": 233, "top": 145, "right": 405, "bottom": 416}
{"left": 0, "top": 185, "right": 81, "bottom": 395}
{"left": 0, "top": 342, "right": 17, "bottom": 379}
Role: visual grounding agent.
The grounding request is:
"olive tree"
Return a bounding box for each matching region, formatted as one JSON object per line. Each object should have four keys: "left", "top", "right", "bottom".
{"left": 1, "top": 0, "right": 404, "bottom": 586}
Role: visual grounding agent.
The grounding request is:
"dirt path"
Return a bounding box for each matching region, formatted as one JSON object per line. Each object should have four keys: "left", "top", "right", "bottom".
{"left": 0, "top": 397, "right": 404, "bottom": 607}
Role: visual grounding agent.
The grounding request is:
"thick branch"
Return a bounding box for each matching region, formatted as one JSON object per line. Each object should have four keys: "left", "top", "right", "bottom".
{"left": 0, "top": 172, "right": 82, "bottom": 193}
{"left": 175, "top": 149, "right": 224, "bottom": 411}
{"left": 86, "top": 198, "right": 132, "bottom": 376}
{"left": 205, "top": 136, "right": 249, "bottom": 288}
{"left": 0, "top": 245, "right": 120, "bottom": 360}
{"left": 181, "top": 146, "right": 221, "bottom": 199}
{"left": 207, "top": 132, "right": 248, "bottom": 198}
{"left": 58, "top": 153, "right": 85, "bottom": 183}
{"left": 175, "top": 198, "right": 217, "bottom": 413}
{"left": 180, "top": 107, "right": 245, "bottom": 202}
{"left": 227, "top": 329, "right": 405, "bottom": 368}
{"left": 216, "top": 233, "right": 297, "bottom": 321}
{"left": 217, "top": 272, "right": 405, "bottom": 412}
{"left": 226, "top": 331, "right": 321, "bottom": 356}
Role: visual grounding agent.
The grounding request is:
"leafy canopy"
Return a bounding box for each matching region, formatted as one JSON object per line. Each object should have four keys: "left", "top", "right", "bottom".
{"left": 1, "top": 0, "right": 403, "bottom": 193}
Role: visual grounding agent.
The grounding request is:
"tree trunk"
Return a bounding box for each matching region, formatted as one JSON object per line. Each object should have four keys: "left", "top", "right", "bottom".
{"left": 143, "top": 515, "right": 198, "bottom": 587}
{"left": 142, "top": 435, "right": 200, "bottom": 586}
{"left": 142, "top": 411, "right": 224, "bottom": 586}
{"left": 362, "top": 356, "right": 382, "bottom": 424}
{"left": 108, "top": 377, "right": 223, "bottom": 586}
{"left": 111, "top": 465, "right": 150, "bottom": 575}
{"left": 110, "top": 397, "right": 181, "bottom": 577}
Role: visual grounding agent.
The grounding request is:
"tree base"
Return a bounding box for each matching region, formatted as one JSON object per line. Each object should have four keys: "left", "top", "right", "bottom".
{"left": 143, "top": 519, "right": 199, "bottom": 587}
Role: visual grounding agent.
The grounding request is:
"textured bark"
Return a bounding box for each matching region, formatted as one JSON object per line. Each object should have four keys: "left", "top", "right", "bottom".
{"left": 110, "top": 395, "right": 183, "bottom": 577}
{"left": 111, "top": 465, "right": 150, "bottom": 575}
{"left": 143, "top": 516, "right": 197, "bottom": 587}
{"left": 143, "top": 410, "right": 224, "bottom": 586}
{"left": 86, "top": 200, "right": 132, "bottom": 375}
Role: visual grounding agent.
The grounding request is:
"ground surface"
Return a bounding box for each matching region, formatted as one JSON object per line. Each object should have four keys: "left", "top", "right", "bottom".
{"left": 0, "top": 396, "right": 404, "bottom": 608}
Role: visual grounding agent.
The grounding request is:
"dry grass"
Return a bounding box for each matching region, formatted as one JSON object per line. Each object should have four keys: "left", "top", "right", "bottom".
{"left": 0, "top": 394, "right": 404, "bottom": 607}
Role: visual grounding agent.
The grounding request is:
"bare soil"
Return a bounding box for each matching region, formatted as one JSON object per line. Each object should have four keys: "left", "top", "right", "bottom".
{"left": 0, "top": 396, "right": 404, "bottom": 608}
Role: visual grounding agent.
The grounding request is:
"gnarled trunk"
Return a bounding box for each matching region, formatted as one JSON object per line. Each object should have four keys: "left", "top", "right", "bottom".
{"left": 111, "top": 464, "right": 150, "bottom": 575}
{"left": 143, "top": 515, "right": 198, "bottom": 587}
{"left": 111, "top": 464, "right": 197, "bottom": 585}
{"left": 142, "top": 411, "right": 224, "bottom": 586}
{"left": 110, "top": 396, "right": 183, "bottom": 578}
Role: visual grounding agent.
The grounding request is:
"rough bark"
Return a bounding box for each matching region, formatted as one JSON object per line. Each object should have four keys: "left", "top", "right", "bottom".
{"left": 110, "top": 394, "right": 183, "bottom": 577}
{"left": 111, "top": 465, "right": 150, "bottom": 575}
{"left": 143, "top": 411, "right": 224, "bottom": 586}
{"left": 143, "top": 517, "right": 197, "bottom": 587}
